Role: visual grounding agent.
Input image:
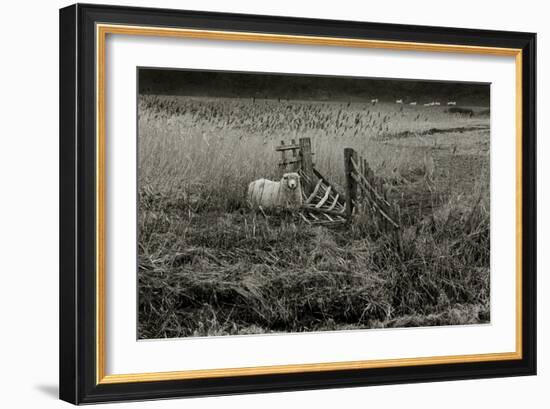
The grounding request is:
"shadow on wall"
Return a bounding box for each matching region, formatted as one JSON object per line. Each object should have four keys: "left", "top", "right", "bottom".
{"left": 34, "top": 384, "right": 58, "bottom": 399}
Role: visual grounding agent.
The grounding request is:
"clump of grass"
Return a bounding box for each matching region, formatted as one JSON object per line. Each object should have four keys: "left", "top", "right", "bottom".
{"left": 138, "top": 220, "right": 390, "bottom": 338}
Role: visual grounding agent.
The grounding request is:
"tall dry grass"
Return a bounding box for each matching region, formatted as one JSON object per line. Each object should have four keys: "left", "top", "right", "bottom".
{"left": 138, "top": 95, "right": 487, "bottom": 207}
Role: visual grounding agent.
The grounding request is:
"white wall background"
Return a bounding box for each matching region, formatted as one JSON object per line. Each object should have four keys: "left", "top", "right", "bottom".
{"left": 0, "top": 0, "right": 546, "bottom": 407}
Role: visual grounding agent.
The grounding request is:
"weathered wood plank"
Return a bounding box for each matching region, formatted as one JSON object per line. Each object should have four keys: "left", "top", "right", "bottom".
{"left": 327, "top": 193, "right": 339, "bottom": 211}
{"left": 302, "top": 205, "right": 349, "bottom": 218}
{"left": 344, "top": 148, "right": 358, "bottom": 219}
{"left": 315, "top": 185, "right": 332, "bottom": 208}
{"left": 312, "top": 167, "right": 345, "bottom": 203}
{"left": 299, "top": 138, "right": 314, "bottom": 183}
{"left": 351, "top": 186, "right": 399, "bottom": 228}
{"left": 298, "top": 169, "right": 312, "bottom": 185}
{"left": 279, "top": 140, "right": 287, "bottom": 169}
{"left": 305, "top": 179, "right": 324, "bottom": 204}
{"left": 279, "top": 159, "right": 301, "bottom": 167}
{"left": 298, "top": 212, "right": 311, "bottom": 224}
{"left": 350, "top": 163, "right": 392, "bottom": 209}
{"left": 275, "top": 144, "right": 300, "bottom": 151}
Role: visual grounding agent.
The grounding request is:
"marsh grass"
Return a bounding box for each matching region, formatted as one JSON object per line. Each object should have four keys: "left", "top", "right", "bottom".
{"left": 137, "top": 95, "right": 490, "bottom": 338}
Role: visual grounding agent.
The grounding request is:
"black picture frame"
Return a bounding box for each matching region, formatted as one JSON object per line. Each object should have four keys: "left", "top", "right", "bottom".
{"left": 60, "top": 3, "right": 536, "bottom": 404}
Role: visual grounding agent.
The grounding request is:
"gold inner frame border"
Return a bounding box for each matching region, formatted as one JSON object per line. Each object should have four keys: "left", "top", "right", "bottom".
{"left": 95, "top": 23, "right": 523, "bottom": 385}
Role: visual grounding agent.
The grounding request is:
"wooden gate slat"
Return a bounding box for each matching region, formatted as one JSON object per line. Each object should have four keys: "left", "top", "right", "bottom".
{"left": 298, "top": 212, "right": 311, "bottom": 224}
{"left": 305, "top": 179, "right": 324, "bottom": 204}
{"left": 315, "top": 186, "right": 332, "bottom": 208}
{"left": 326, "top": 194, "right": 339, "bottom": 211}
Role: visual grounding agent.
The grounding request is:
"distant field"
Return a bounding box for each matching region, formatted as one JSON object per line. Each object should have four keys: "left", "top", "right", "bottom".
{"left": 138, "top": 95, "right": 490, "bottom": 339}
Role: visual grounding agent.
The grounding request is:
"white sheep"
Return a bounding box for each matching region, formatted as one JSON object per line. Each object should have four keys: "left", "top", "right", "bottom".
{"left": 247, "top": 172, "right": 303, "bottom": 210}
{"left": 395, "top": 99, "right": 403, "bottom": 104}
{"left": 371, "top": 98, "right": 379, "bottom": 105}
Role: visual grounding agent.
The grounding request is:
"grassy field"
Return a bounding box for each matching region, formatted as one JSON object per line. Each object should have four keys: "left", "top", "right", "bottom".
{"left": 137, "top": 95, "right": 490, "bottom": 339}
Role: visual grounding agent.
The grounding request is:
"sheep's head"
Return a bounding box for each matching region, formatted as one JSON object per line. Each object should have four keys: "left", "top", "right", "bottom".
{"left": 281, "top": 172, "right": 301, "bottom": 191}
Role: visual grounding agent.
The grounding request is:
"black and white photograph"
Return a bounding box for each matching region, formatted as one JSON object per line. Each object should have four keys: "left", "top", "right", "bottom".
{"left": 137, "top": 69, "right": 491, "bottom": 339}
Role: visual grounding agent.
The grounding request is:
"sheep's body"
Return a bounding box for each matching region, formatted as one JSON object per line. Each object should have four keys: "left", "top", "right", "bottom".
{"left": 247, "top": 172, "right": 303, "bottom": 210}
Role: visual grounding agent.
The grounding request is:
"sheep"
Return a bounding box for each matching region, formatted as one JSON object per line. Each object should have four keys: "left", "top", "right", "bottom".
{"left": 371, "top": 98, "right": 378, "bottom": 105}
{"left": 247, "top": 172, "right": 303, "bottom": 210}
{"left": 395, "top": 99, "right": 403, "bottom": 104}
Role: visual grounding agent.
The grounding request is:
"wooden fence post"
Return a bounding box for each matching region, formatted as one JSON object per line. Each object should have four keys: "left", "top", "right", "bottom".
{"left": 299, "top": 137, "right": 314, "bottom": 189}
{"left": 291, "top": 139, "right": 298, "bottom": 172}
{"left": 279, "top": 140, "right": 286, "bottom": 175}
{"left": 362, "top": 158, "right": 370, "bottom": 218}
{"left": 344, "top": 148, "right": 357, "bottom": 220}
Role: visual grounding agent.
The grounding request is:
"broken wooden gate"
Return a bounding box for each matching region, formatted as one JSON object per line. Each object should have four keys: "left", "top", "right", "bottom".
{"left": 275, "top": 137, "right": 403, "bottom": 248}
{"left": 345, "top": 147, "right": 403, "bottom": 252}
{"left": 276, "top": 138, "right": 347, "bottom": 226}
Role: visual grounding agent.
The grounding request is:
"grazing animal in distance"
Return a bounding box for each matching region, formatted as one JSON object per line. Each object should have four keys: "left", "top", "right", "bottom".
{"left": 371, "top": 98, "right": 379, "bottom": 105}
{"left": 247, "top": 172, "right": 303, "bottom": 210}
{"left": 396, "top": 99, "right": 403, "bottom": 104}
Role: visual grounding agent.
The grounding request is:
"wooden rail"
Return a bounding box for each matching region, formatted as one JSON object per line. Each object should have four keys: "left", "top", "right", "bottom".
{"left": 276, "top": 139, "right": 300, "bottom": 171}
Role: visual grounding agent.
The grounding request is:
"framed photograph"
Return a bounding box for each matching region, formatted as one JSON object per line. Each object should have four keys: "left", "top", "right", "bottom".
{"left": 59, "top": 3, "right": 536, "bottom": 404}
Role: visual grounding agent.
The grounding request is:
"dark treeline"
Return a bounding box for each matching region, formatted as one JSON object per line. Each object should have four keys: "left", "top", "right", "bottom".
{"left": 139, "top": 68, "right": 489, "bottom": 105}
